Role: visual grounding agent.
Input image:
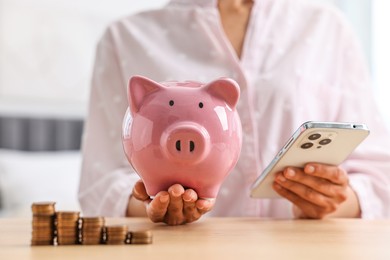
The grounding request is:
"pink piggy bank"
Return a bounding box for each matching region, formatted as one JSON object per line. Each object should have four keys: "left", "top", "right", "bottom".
{"left": 122, "top": 75, "right": 242, "bottom": 199}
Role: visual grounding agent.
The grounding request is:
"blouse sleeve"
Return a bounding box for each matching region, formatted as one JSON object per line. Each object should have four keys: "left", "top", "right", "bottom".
{"left": 78, "top": 29, "right": 140, "bottom": 217}
{"left": 336, "top": 19, "right": 390, "bottom": 219}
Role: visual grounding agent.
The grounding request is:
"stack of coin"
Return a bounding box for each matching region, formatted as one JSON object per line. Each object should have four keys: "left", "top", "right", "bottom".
{"left": 56, "top": 211, "right": 80, "bottom": 245}
{"left": 31, "top": 202, "right": 56, "bottom": 246}
{"left": 129, "top": 230, "right": 153, "bottom": 244}
{"left": 105, "top": 225, "right": 129, "bottom": 245}
{"left": 80, "top": 217, "right": 105, "bottom": 245}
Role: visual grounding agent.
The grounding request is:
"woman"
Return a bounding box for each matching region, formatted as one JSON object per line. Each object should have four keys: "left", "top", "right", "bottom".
{"left": 79, "top": 0, "right": 390, "bottom": 225}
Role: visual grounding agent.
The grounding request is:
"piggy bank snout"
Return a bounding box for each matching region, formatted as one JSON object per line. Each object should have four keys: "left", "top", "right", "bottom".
{"left": 161, "top": 122, "right": 210, "bottom": 164}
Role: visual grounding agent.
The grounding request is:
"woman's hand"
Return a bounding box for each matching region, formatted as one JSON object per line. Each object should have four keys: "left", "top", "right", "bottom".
{"left": 273, "top": 163, "right": 361, "bottom": 219}
{"left": 131, "top": 180, "right": 214, "bottom": 225}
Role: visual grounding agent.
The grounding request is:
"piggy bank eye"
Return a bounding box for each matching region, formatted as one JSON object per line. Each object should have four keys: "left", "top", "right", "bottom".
{"left": 169, "top": 100, "right": 174, "bottom": 106}
{"left": 198, "top": 102, "right": 204, "bottom": 108}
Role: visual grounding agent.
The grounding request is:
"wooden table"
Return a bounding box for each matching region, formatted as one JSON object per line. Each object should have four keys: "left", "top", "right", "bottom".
{"left": 0, "top": 217, "right": 389, "bottom": 259}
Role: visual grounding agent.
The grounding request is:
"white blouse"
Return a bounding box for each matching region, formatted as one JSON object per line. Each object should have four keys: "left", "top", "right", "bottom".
{"left": 79, "top": 0, "right": 390, "bottom": 219}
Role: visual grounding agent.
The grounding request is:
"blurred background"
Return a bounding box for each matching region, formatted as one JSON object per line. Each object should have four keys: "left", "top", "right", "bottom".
{"left": 0, "top": 0, "right": 388, "bottom": 217}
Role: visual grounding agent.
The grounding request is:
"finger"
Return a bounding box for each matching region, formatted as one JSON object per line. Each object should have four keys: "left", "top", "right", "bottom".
{"left": 147, "top": 191, "right": 170, "bottom": 223}
{"left": 275, "top": 172, "right": 338, "bottom": 209}
{"left": 166, "top": 184, "right": 185, "bottom": 225}
{"left": 282, "top": 168, "right": 347, "bottom": 198}
{"left": 196, "top": 198, "right": 215, "bottom": 215}
{"left": 182, "top": 189, "right": 200, "bottom": 223}
{"left": 304, "top": 164, "right": 349, "bottom": 185}
{"left": 273, "top": 183, "right": 329, "bottom": 219}
{"left": 132, "top": 180, "right": 150, "bottom": 201}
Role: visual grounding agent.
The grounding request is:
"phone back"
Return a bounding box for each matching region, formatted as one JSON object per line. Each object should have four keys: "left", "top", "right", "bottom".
{"left": 250, "top": 122, "right": 370, "bottom": 198}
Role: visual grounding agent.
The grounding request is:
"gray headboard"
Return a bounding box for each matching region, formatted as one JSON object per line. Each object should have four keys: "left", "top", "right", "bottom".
{"left": 0, "top": 116, "right": 84, "bottom": 151}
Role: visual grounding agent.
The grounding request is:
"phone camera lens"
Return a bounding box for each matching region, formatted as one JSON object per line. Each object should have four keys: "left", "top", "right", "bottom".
{"left": 319, "top": 138, "right": 332, "bottom": 145}
{"left": 308, "top": 133, "right": 321, "bottom": 140}
{"left": 301, "top": 142, "right": 313, "bottom": 149}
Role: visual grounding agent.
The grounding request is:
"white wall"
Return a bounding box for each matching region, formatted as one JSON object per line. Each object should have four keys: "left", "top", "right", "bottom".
{"left": 372, "top": 0, "right": 390, "bottom": 129}
{"left": 0, "top": 0, "right": 169, "bottom": 118}
{"left": 311, "top": 0, "right": 372, "bottom": 66}
{"left": 326, "top": 0, "right": 390, "bottom": 129}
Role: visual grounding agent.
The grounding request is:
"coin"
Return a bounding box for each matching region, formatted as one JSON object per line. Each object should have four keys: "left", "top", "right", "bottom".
{"left": 31, "top": 203, "right": 56, "bottom": 246}
{"left": 57, "top": 237, "right": 79, "bottom": 245}
{"left": 56, "top": 211, "right": 80, "bottom": 245}
{"left": 81, "top": 217, "right": 105, "bottom": 227}
{"left": 56, "top": 220, "right": 79, "bottom": 228}
{"left": 32, "top": 229, "right": 55, "bottom": 237}
{"left": 82, "top": 229, "right": 103, "bottom": 236}
{"left": 105, "top": 225, "right": 128, "bottom": 232}
{"left": 130, "top": 237, "right": 153, "bottom": 244}
{"left": 131, "top": 230, "right": 152, "bottom": 238}
{"left": 104, "top": 225, "right": 128, "bottom": 245}
{"left": 56, "top": 211, "right": 80, "bottom": 221}
{"left": 80, "top": 217, "right": 105, "bottom": 245}
{"left": 31, "top": 240, "right": 55, "bottom": 246}
{"left": 81, "top": 238, "right": 103, "bottom": 245}
{"left": 57, "top": 229, "right": 78, "bottom": 237}
{"left": 31, "top": 202, "right": 56, "bottom": 216}
{"left": 129, "top": 230, "right": 153, "bottom": 244}
{"left": 30, "top": 202, "right": 157, "bottom": 247}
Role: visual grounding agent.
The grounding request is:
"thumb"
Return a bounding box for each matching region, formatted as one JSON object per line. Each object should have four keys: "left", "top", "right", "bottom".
{"left": 132, "top": 180, "right": 150, "bottom": 201}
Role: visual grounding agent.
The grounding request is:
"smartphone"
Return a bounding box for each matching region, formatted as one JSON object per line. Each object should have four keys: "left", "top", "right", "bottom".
{"left": 250, "top": 121, "right": 370, "bottom": 198}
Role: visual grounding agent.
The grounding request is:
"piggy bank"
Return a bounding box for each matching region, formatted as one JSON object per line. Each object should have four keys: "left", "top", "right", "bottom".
{"left": 122, "top": 75, "right": 242, "bottom": 199}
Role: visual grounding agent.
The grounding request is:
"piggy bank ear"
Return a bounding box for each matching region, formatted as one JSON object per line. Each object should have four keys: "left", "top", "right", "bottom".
{"left": 128, "top": 75, "right": 163, "bottom": 114}
{"left": 203, "top": 78, "right": 240, "bottom": 109}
